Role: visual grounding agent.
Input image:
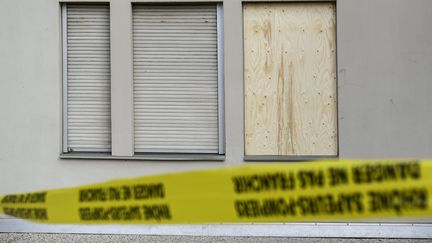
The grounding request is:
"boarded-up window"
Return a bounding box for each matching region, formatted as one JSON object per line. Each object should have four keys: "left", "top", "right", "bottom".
{"left": 244, "top": 3, "right": 337, "bottom": 157}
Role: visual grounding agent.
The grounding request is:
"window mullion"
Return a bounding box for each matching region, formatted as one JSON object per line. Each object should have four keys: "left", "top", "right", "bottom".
{"left": 110, "top": 1, "right": 134, "bottom": 156}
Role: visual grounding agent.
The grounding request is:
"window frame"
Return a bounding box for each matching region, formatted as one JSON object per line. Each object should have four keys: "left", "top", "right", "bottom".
{"left": 61, "top": 3, "right": 112, "bottom": 154}
{"left": 242, "top": 2, "right": 339, "bottom": 161}
{"left": 60, "top": 2, "right": 225, "bottom": 160}
{"left": 62, "top": 3, "right": 68, "bottom": 153}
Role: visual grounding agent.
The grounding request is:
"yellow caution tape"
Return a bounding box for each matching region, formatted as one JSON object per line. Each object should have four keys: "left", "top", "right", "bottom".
{"left": 0, "top": 195, "right": 3, "bottom": 215}
{"left": 1, "top": 159, "right": 431, "bottom": 224}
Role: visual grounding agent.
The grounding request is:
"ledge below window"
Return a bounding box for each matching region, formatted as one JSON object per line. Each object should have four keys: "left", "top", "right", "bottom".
{"left": 60, "top": 153, "right": 225, "bottom": 161}
{"left": 244, "top": 155, "right": 339, "bottom": 162}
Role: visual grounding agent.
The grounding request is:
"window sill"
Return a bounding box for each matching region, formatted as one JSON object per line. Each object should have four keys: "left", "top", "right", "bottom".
{"left": 60, "top": 153, "right": 225, "bottom": 161}
{"left": 244, "top": 155, "right": 339, "bottom": 162}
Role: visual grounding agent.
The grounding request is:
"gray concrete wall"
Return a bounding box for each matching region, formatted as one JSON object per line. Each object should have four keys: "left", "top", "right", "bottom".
{"left": 0, "top": 0, "right": 431, "bottom": 202}
{"left": 338, "top": 0, "right": 432, "bottom": 158}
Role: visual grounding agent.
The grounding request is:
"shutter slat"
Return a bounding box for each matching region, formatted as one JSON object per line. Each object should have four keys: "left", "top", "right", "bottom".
{"left": 133, "top": 5, "right": 219, "bottom": 154}
{"left": 66, "top": 4, "right": 111, "bottom": 152}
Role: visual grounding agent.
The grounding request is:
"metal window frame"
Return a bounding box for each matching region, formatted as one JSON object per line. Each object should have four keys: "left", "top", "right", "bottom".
{"left": 61, "top": 3, "right": 112, "bottom": 154}
{"left": 132, "top": 2, "right": 225, "bottom": 157}
{"left": 217, "top": 3, "right": 225, "bottom": 155}
{"left": 61, "top": 2, "right": 225, "bottom": 159}
{"left": 61, "top": 3, "right": 68, "bottom": 153}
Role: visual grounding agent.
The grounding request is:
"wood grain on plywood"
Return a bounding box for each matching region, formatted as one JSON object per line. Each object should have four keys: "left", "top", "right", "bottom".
{"left": 244, "top": 3, "right": 337, "bottom": 156}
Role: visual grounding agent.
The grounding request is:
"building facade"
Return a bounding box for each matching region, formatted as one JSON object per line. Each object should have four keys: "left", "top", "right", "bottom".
{"left": 1, "top": 0, "right": 432, "bottom": 238}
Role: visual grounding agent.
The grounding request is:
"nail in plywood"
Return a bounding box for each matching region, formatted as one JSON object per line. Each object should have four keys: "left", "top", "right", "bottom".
{"left": 244, "top": 3, "right": 337, "bottom": 156}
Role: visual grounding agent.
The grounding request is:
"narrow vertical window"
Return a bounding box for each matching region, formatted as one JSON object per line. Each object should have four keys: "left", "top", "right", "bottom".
{"left": 63, "top": 4, "right": 111, "bottom": 153}
{"left": 244, "top": 3, "right": 337, "bottom": 157}
{"left": 132, "top": 4, "right": 224, "bottom": 154}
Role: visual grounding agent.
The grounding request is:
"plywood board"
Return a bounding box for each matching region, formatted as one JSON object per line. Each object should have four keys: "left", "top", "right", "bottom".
{"left": 244, "top": 3, "right": 337, "bottom": 156}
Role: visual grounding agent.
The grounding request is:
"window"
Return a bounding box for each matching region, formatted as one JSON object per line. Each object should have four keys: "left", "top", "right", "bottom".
{"left": 62, "top": 3, "right": 111, "bottom": 153}
{"left": 62, "top": 3, "right": 224, "bottom": 157}
{"left": 132, "top": 4, "right": 224, "bottom": 154}
{"left": 243, "top": 3, "right": 338, "bottom": 159}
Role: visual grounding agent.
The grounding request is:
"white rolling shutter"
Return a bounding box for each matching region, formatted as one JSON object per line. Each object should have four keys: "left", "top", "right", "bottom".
{"left": 133, "top": 5, "right": 220, "bottom": 154}
{"left": 64, "top": 4, "right": 111, "bottom": 152}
